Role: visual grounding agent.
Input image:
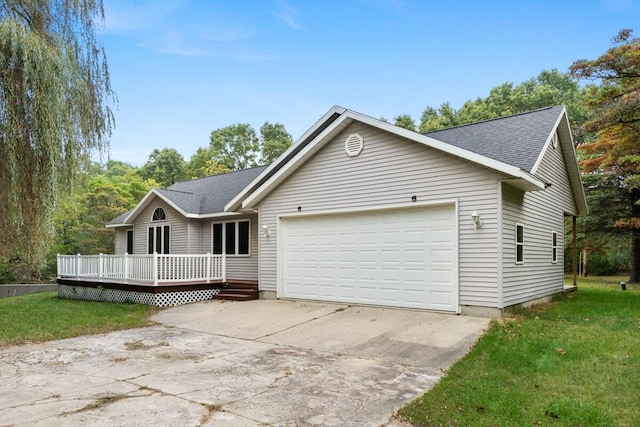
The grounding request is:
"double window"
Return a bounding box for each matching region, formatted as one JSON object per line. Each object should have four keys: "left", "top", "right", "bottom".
{"left": 212, "top": 220, "right": 250, "bottom": 255}
{"left": 516, "top": 223, "right": 524, "bottom": 264}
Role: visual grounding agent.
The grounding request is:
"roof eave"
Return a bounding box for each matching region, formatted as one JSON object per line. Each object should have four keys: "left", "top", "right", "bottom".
{"left": 531, "top": 107, "right": 588, "bottom": 215}
{"left": 241, "top": 109, "right": 549, "bottom": 209}
{"left": 225, "top": 106, "right": 347, "bottom": 212}
{"left": 109, "top": 188, "right": 192, "bottom": 227}
{"left": 105, "top": 223, "right": 131, "bottom": 229}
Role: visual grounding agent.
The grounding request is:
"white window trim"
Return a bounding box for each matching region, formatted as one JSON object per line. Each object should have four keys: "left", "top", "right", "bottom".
{"left": 211, "top": 219, "right": 251, "bottom": 257}
{"left": 515, "top": 223, "right": 524, "bottom": 265}
{"left": 126, "top": 229, "right": 134, "bottom": 254}
{"left": 148, "top": 224, "right": 171, "bottom": 254}
{"left": 551, "top": 231, "right": 558, "bottom": 264}
{"left": 151, "top": 207, "right": 168, "bottom": 222}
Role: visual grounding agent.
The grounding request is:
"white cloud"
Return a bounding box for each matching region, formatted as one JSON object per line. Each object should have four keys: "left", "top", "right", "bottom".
{"left": 102, "top": 1, "right": 274, "bottom": 61}
{"left": 273, "top": 1, "right": 303, "bottom": 30}
{"left": 103, "top": 0, "right": 184, "bottom": 32}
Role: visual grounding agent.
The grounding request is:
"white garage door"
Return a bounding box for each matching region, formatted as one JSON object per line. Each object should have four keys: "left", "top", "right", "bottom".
{"left": 280, "top": 204, "right": 458, "bottom": 312}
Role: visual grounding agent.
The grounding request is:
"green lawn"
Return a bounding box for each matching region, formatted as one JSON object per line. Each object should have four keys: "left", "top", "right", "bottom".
{"left": 0, "top": 292, "right": 157, "bottom": 347}
{"left": 398, "top": 276, "right": 640, "bottom": 427}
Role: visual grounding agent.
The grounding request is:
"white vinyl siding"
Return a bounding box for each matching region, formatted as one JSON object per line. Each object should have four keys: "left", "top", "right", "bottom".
{"left": 259, "top": 121, "right": 506, "bottom": 308}
{"left": 501, "top": 131, "right": 578, "bottom": 306}
{"left": 131, "top": 200, "right": 188, "bottom": 255}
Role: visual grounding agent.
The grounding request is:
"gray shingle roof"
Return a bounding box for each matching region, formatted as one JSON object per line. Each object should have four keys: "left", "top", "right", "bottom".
{"left": 425, "top": 106, "right": 564, "bottom": 172}
{"left": 107, "top": 166, "right": 268, "bottom": 226}
{"left": 166, "top": 166, "right": 268, "bottom": 214}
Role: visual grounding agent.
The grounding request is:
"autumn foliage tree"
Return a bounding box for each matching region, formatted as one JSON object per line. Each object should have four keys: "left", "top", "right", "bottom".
{"left": 570, "top": 29, "right": 640, "bottom": 281}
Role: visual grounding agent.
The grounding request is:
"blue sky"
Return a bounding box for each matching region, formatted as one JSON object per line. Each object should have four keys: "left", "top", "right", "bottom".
{"left": 98, "top": 0, "right": 639, "bottom": 166}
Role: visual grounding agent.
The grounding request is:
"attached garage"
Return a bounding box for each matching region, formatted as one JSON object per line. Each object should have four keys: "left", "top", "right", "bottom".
{"left": 278, "top": 203, "right": 458, "bottom": 312}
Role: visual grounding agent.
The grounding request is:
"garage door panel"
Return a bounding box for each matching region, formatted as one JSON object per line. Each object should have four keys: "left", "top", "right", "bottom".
{"left": 281, "top": 204, "right": 457, "bottom": 312}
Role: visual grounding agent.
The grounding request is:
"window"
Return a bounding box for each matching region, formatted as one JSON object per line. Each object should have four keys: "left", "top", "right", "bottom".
{"left": 516, "top": 223, "right": 524, "bottom": 264}
{"left": 212, "top": 220, "right": 250, "bottom": 256}
{"left": 152, "top": 207, "right": 166, "bottom": 221}
{"left": 148, "top": 225, "right": 170, "bottom": 254}
{"left": 126, "top": 229, "right": 134, "bottom": 254}
{"left": 551, "top": 231, "right": 558, "bottom": 263}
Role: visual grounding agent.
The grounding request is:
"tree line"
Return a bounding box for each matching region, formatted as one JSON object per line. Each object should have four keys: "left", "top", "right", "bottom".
{"left": 0, "top": 0, "right": 638, "bottom": 284}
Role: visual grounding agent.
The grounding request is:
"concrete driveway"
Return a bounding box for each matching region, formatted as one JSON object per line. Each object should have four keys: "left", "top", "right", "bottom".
{"left": 0, "top": 300, "right": 490, "bottom": 426}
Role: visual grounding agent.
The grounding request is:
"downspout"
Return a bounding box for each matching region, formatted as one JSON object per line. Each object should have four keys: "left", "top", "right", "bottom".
{"left": 497, "top": 182, "right": 504, "bottom": 309}
{"left": 572, "top": 216, "right": 578, "bottom": 288}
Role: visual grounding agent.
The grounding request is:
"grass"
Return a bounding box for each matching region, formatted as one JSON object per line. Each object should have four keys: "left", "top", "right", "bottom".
{"left": 398, "top": 276, "right": 640, "bottom": 427}
{"left": 0, "top": 292, "right": 158, "bottom": 347}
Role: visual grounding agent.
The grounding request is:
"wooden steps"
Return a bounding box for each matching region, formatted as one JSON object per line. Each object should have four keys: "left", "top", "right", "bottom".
{"left": 215, "top": 282, "right": 258, "bottom": 301}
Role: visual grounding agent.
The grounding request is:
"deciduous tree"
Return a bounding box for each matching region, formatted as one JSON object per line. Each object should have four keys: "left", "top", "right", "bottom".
{"left": 209, "top": 124, "right": 259, "bottom": 170}
{"left": 260, "top": 122, "right": 292, "bottom": 164}
{"left": 570, "top": 29, "right": 640, "bottom": 281}
{"left": 393, "top": 114, "right": 417, "bottom": 131}
{"left": 0, "top": 0, "right": 114, "bottom": 271}
{"left": 139, "top": 148, "right": 187, "bottom": 187}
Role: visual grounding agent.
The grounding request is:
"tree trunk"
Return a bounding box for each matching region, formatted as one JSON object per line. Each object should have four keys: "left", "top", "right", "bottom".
{"left": 630, "top": 229, "right": 640, "bottom": 283}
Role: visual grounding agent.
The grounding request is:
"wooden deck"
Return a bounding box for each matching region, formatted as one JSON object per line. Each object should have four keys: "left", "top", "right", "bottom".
{"left": 57, "top": 277, "right": 226, "bottom": 294}
{"left": 57, "top": 277, "right": 259, "bottom": 305}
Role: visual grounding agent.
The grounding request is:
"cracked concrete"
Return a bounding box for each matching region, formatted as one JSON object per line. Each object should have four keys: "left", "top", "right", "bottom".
{"left": 0, "top": 299, "right": 489, "bottom": 426}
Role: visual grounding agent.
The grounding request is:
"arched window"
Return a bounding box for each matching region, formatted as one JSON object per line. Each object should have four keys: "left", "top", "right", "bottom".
{"left": 152, "top": 207, "right": 166, "bottom": 221}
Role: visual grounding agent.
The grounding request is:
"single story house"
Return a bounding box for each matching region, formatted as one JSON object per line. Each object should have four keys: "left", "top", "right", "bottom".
{"left": 58, "top": 105, "right": 587, "bottom": 315}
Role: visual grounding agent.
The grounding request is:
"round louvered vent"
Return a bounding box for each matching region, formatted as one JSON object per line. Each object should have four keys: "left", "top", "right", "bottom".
{"left": 344, "top": 133, "right": 364, "bottom": 157}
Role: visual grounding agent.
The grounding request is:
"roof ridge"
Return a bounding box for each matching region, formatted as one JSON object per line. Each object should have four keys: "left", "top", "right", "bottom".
{"left": 424, "top": 105, "right": 562, "bottom": 135}
{"left": 157, "top": 188, "right": 195, "bottom": 195}
{"left": 172, "top": 164, "right": 269, "bottom": 185}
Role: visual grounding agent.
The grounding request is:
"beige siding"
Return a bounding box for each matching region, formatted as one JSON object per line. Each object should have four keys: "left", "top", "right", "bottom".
{"left": 187, "top": 219, "right": 203, "bottom": 253}
{"left": 258, "top": 122, "right": 506, "bottom": 307}
{"left": 201, "top": 214, "right": 259, "bottom": 281}
{"left": 112, "top": 198, "right": 258, "bottom": 281}
{"left": 131, "top": 199, "right": 189, "bottom": 254}
{"left": 114, "top": 227, "right": 131, "bottom": 254}
{"left": 501, "top": 136, "right": 578, "bottom": 307}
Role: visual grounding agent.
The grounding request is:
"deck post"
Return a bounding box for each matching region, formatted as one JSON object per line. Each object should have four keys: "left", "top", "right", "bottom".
{"left": 99, "top": 253, "right": 103, "bottom": 280}
{"left": 206, "top": 253, "right": 211, "bottom": 284}
{"left": 153, "top": 252, "right": 159, "bottom": 286}
{"left": 124, "top": 253, "right": 129, "bottom": 284}
{"left": 76, "top": 253, "right": 81, "bottom": 279}
{"left": 222, "top": 254, "right": 226, "bottom": 282}
{"left": 56, "top": 254, "right": 60, "bottom": 279}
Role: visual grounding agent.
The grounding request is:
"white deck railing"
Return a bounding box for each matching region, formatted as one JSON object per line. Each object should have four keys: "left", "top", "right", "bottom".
{"left": 57, "top": 253, "right": 226, "bottom": 285}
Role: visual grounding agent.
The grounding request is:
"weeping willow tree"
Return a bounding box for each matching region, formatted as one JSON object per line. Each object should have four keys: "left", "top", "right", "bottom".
{"left": 0, "top": 0, "right": 114, "bottom": 275}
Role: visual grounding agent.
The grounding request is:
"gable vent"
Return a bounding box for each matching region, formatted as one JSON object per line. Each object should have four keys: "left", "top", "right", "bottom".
{"left": 344, "top": 133, "right": 364, "bottom": 157}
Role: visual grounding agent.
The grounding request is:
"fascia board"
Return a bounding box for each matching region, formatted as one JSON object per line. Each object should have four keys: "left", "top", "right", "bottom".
{"left": 189, "top": 212, "right": 242, "bottom": 219}
{"left": 225, "top": 106, "right": 347, "bottom": 212}
{"left": 119, "top": 189, "right": 157, "bottom": 225}
{"left": 105, "top": 223, "right": 131, "bottom": 229}
{"left": 242, "top": 112, "right": 353, "bottom": 209}
{"left": 530, "top": 107, "right": 588, "bottom": 215}
{"left": 121, "top": 189, "right": 191, "bottom": 225}
{"left": 530, "top": 106, "right": 566, "bottom": 174}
